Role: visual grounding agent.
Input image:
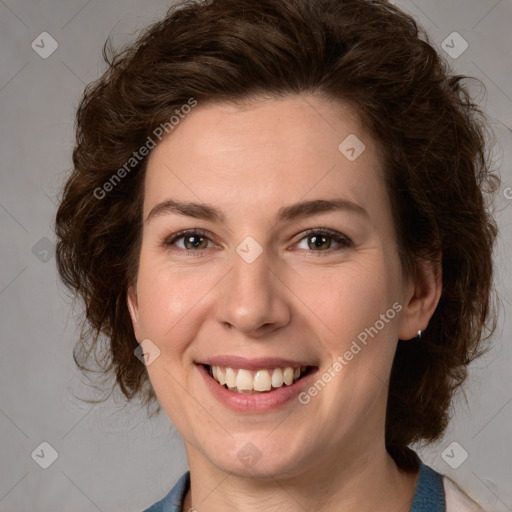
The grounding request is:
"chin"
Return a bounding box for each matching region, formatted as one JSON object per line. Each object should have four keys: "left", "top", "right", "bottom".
{"left": 198, "top": 432, "right": 312, "bottom": 480}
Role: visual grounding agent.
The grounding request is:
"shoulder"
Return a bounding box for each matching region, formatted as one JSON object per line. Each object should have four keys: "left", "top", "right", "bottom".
{"left": 443, "top": 475, "right": 485, "bottom": 512}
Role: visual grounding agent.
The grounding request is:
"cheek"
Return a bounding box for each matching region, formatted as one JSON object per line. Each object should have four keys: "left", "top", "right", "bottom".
{"left": 134, "top": 250, "right": 230, "bottom": 369}
{"left": 293, "top": 259, "right": 399, "bottom": 343}
{"left": 135, "top": 252, "right": 206, "bottom": 343}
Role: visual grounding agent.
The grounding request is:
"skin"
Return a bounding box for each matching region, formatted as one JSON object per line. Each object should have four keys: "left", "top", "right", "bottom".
{"left": 127, "top": 95, "right": 442, "bottom": 512}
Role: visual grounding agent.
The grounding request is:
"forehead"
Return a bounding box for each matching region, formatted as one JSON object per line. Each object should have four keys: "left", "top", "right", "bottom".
{"left": 143, "top": 95, "right": 388, "bottom": 224}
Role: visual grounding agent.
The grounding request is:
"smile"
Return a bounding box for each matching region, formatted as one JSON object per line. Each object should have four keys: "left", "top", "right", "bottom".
{"left": 197, "top": 356, "right": 318, "bottom": 412}
{"left": 207, "top": 365, "right": 312, "bottom": 393}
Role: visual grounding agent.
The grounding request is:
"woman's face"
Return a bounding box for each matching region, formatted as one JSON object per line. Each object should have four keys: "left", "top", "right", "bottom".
{"left": 127, "top": 95, "right": 426, "bottom": 478}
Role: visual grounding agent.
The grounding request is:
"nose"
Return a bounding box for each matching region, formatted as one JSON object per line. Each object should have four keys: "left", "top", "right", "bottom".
{"left": 216, "top": 248, "right": 291, "bottom": 337}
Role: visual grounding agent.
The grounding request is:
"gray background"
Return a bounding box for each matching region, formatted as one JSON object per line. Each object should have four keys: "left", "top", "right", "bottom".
{"left": 0, "top": 0, "right": 511, "bottom": 510}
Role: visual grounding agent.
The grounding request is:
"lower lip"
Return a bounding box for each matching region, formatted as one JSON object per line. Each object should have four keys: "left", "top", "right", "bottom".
{"left": 197, "top": 364, "right": 317, "bottom": 413}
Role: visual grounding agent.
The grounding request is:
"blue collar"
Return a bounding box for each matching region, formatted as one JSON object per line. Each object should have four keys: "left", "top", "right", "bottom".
{"left": 142, "top": 459, "right": 445, "bottom": 512}
{"left": 409, "top": 461, "right": 446, "bottom": 511}
{"left": 142, "top": 471, "right": 190, "bottom": 512}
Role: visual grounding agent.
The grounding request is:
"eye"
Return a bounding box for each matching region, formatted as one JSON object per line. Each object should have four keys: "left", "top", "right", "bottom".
{"left": 163, "top": 229, "right": 214, "bottom": 251}
{"left": 162, "top": 228, "right": 352, "bottom": 255}
{"left": 294, "top": 228, "right": 352, "bottom": 253}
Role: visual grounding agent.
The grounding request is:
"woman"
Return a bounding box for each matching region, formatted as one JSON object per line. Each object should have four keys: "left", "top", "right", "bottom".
{"left": 55, "top": 0, "right": 499, "bottom": 510}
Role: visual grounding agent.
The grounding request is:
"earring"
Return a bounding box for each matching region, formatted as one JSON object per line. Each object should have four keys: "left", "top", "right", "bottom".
{"left": 416, "top": 330, "right": 422, "bottom": 339}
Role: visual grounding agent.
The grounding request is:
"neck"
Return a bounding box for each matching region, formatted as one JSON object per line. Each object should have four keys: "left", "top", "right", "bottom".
{"left": 183, "top": 443, "right": 419, "bottom": 512}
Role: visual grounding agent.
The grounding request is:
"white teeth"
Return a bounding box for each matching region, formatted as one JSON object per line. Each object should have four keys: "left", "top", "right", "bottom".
{"left": 283, "top": 367, "right": 294, "bottom": 385}
{"left": 209, "top": 365, "right": 307, "bottom": 393}
{"left": 271, "top": 368, "right": 284, "bottom": 388}
{"left": 253, "top": 370, "right": 272, "bottom": 391}
{"left": 225, "top": 367, "right": 237, "bottom": 388}
{"left": 236, "top": 369, "right": 253, "bottom": 391}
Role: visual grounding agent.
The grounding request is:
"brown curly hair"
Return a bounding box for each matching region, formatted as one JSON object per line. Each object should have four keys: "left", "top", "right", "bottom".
{"left": 54, "top": 0, "right": 499, "bottom": 470}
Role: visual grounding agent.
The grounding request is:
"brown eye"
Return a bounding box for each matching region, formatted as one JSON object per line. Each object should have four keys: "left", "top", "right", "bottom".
{"left": 307, "top": 234, "right": 333, "bottom": 250}
{"left": 296, "top": 229, "right": 352, "bottom": 252}
{"left": 182, "top": 234, "right": 209, "bottom": 250}
{"left": 164, "top": 229, "right": 213, "bottom": 251}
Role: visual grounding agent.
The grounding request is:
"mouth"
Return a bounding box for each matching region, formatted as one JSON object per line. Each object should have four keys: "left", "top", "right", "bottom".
{"left": 196, "top": 357, "right": 318, "bottom": 412}
{"left": 196, "top": 355, "right": 319, "bottom": 412}
{"left": 204, "top": 364, "right": 314, "bottom": 394}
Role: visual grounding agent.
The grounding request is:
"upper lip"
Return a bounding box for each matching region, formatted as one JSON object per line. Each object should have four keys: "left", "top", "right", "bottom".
{"left": 197, "top": 355, "right": 316, "bottom": 370}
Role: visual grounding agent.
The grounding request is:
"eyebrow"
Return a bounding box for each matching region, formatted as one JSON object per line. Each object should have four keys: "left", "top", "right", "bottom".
{"left": 145, "top": 198, "right": 369, "bottom": 224}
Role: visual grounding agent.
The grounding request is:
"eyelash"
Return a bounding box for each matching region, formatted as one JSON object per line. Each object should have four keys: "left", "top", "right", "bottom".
{"left": 162, "top": 228, "right": 353, "bottom": 257}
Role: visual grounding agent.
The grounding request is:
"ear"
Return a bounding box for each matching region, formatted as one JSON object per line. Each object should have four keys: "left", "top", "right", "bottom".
{"left": 398, "top": 255, "right": 442, "bottom": 341}
{"left": 126, "top": 284, "right": 142, "bottom": 343}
